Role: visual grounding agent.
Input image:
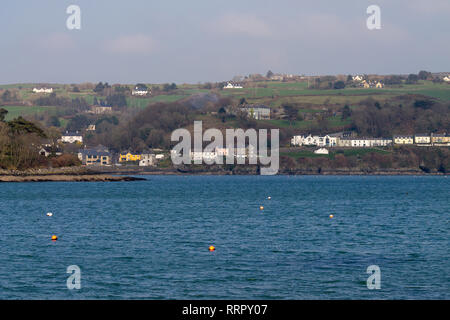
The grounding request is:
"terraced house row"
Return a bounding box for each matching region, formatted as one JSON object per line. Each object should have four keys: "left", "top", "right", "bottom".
{"left": 291, "top": 132, "right": 450, "bottom": 148}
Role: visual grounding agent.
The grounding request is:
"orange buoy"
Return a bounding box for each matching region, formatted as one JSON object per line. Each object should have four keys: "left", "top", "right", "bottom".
{"left": 329, "top": 214, "right": 334, "bottom": 219}
{"left": 209, "top": 245, "right": 215, "bottom": 251}
{"left": 51, "top": 235, "right": 58, "bottom": 241}
{"left": 260, "top": 206, "right": 264, "bottom": 210}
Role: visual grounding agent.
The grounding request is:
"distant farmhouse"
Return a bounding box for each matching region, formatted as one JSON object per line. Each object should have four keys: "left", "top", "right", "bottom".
{"left": 132, "top": 84, "right": 150, "bottom": 96}
{"left": 240, "top": 105, "right": 270, "bottom": 120}
{"left": 32, "top": 87, "right": 53, "bottom": 93}
{"left": 223, "top": 82, "right": 243, "bottom": 89}
{"left": 61, "top": 131, "right": 83, "bottom": 144}
{"left": 88, "top": 105, "right": 113, "bottom": 114}
{"left": 78, "top": 145, "right": 111, "bottom": 166}
{"left": 361, "top": 80, "right": 384, "bottom": 88}
{"left": 443, "top": 75, "right": 450, "bottom": 82}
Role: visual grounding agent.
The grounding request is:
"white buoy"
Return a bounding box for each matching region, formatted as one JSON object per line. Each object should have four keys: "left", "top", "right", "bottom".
{"left": 267, "top": 196, "right": 271, "bottom": 200}
{"left": 46, "top": 212, "right": 53, "bottom": 217}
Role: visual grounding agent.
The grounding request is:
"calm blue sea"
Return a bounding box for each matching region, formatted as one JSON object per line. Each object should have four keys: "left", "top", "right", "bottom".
{"left": 0, "top": 175, "right": 448, "bottom": 299}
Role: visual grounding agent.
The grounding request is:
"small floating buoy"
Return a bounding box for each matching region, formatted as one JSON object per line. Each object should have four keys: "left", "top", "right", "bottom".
{"left": 267, "top": 196, "right": 271, "bottom": 200}
{"left": 209, "top": 245, "right": 215, "bottom": 252}
{"left": 46, "top": 212, "right": 53, "bottom": 217}
{"left": 51, "top": 235, "right": 58, "bottom": 241}
{"left": 260, "top": 206, "right": 264, "bottom": 210}
{"left": 329, "top": 214, "right": 334, "bottom": 219}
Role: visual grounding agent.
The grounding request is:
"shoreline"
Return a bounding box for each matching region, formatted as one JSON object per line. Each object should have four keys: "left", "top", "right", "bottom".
{"left": 0, "top": 165, "right": 447, "bottom": 182}
{"left": 0, "top": 174, "right": 146, "bottom": 182}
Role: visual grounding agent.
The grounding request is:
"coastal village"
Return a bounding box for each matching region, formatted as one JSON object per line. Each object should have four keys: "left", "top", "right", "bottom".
{"left": 1, "top": 71, "right": 449, "bottom": 173}
{"left": 54, "top": 130, "right": 449, "bottom": 167}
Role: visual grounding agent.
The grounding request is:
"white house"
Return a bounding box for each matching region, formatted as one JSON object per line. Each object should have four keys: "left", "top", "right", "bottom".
{"left": 338, "top": 137, "right": 392, "bottom": 147}
{"left": 33, "top": 88, "right": 53, "bottom": 93}
{"left": 61, "top": 131, "right": 83, "bottom": 144}
{"left": 132, "top": 85, "right": 150, "bottom": 96}
{"left": 290, "top": 134, "right": 338, "bottom": 147}
{"left": 314, "top": 148, "right": 329, "bottom": 155}
{"left": 352, "top": 75, "right": 363, "bottom": 82}
{"left": 414, "top": 134, "right": 431, "bottom": 145}
{"left": 393, "top": 135, "right": 414, "bottom": 145}
{"left": 223, "top": 82, "right": 243, "bottom": 89}
{"left": 190, "top": 151, "right": 218, "bottom": 162}
{"left": 39, "top": 146, "right": 62, "bottom": 157}
{"left": 241, "top": 105, "right": 270, "bottom": 120}
{"left": 139, "top": 154, "right": 156, "bottom": 166}
{"left": 443, "top": 76, "right": 450, "bottom": 82}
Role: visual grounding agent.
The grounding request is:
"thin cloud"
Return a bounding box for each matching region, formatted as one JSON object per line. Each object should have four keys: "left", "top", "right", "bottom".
{"left": 37, "top": 33, "right": 76, "bottom": 52}
{"left": 216, "top": 13, "right": 272, "bottom": 38}
{"left": 103, "top": 34, "right": 157, "bottom": 54}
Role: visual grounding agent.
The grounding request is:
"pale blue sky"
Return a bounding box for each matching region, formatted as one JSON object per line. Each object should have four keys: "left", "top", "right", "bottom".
{"left": 1, "top": 0, "right": 449, "bottom": 84}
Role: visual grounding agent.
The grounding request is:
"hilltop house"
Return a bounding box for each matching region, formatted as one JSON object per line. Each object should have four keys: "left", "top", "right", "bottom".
{"left": 352, "top": 75, "right": 364, "bottom": 82}
{"left": 61, "top": 131, "right": 83, "bottom": 144}
{"left": 240, "top": 105, "right": 270, "bottom": 120}
{"left": 78, "top": 145, "right": 111, "bottom": 166}
{"left": 443, "top": 76, "right": 450, "bottom": 82}
{"left": 32, "top": 87, "right": 53, "bottom": 93}
{"left": 393, "top": 135, "right": 414, "bottom": 144}
{"left": 223, "top": 82, "right": 243, "bottom": 89}
{"left": 132, "top": 84, "right": 150, "bottom": 96}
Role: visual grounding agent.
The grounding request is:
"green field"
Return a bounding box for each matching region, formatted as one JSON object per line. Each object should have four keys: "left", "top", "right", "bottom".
{"left": 221, "top": 80, "right": 450, "bottom": 104}
{"left": 2, "top": 106, "right": 57, "bottom": 121}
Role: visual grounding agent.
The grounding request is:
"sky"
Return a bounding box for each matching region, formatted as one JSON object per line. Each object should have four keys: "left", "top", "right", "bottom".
{"left": 1, "top": 0, "right": 449, "bottom": 84}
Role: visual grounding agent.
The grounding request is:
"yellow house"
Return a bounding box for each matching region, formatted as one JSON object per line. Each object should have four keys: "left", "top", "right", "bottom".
{"left": 362, "top": 80, "right": 370, "bottom": 88}
{"left": 376, "top": 82, "right": 384, "bottom": 88}
{"left": 393, "top": 135, "right": 414, "bottom": 144}
{"left": 119, "top": 152, "right": 142, "bottom": 162}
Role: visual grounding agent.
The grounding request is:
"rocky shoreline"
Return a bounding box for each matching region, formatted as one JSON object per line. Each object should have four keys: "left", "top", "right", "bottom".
{"left": 0, "top": 175, "right": 146, "bottom": 182}
{"left": 0, "top": 165, "right": 446, "bottom": 181}
{"left": 0, "top": 167, "right": 146, "bottom": 182}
